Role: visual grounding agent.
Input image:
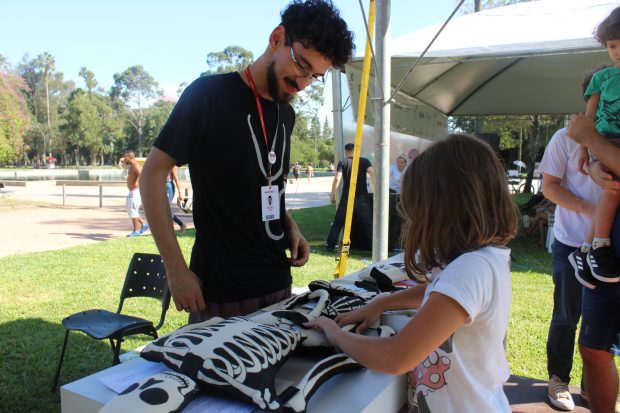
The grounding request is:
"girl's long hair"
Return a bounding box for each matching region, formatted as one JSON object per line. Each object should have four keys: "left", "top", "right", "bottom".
{"left": 400, "top": 134, "right": 518, "bottom": 281}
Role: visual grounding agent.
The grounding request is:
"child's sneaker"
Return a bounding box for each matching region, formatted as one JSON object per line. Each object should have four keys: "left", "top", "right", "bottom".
{"left": 587, "top": 246, "right": 620, "bottom": 282}
{"left": 139, "top": 223, "right": 150, "bottom": 235}
{"left": 568, "top": 250, "right": 598, "bottom": 289}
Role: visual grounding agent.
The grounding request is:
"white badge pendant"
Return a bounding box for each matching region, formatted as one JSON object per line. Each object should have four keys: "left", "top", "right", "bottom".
{"left": 268, "top": 151, "right": 277, "bottom": 165}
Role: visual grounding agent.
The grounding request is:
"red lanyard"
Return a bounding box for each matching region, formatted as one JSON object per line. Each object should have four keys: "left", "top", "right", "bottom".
{"left": 245, "top": 67, "right": 269, "bottom": 150}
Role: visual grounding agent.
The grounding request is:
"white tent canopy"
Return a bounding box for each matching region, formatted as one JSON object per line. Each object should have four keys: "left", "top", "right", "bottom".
{"left": 346, "top": 0, "right": 617, "bottom": 128}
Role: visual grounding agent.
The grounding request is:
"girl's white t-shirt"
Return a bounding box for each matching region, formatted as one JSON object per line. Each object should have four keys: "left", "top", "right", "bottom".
{"left": 407, "top": 246, "right": 511, "bottom": 413}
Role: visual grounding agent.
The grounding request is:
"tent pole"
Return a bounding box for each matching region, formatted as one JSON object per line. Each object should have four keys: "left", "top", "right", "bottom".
{"left": 331, "top": 69, "right": 345, "bottom": 171}
{"left": 373, "top": 0, "right": 391, "bottom": 263}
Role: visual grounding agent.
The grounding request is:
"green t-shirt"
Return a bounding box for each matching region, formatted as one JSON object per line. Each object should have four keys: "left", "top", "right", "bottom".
{"left": 585, "top": 66, "right": 620, "bottom": 136}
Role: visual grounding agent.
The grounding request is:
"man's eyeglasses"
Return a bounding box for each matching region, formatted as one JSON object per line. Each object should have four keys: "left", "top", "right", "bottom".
{"left": 287, "top": 34, "right": 325, "bottom": 85}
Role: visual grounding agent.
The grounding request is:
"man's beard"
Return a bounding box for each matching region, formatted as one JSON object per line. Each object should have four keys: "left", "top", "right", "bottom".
{"left": 267, "top": 61, "right": 296, "bottom": 104}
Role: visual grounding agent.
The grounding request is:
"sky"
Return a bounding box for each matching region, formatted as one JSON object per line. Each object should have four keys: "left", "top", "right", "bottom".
{"left": 0, "top": 0, "right": 460, "bottom": 101}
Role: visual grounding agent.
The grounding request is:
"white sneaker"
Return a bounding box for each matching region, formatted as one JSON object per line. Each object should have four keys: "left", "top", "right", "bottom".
{"left": 548, "top": 375, "right": 575, "bottom": 410}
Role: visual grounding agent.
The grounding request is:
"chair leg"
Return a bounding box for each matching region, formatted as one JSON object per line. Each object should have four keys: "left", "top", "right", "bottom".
{"left": 110, "top": 338, "right": 122, "bottom": 365}
{"left": 51, "top": 330, "right": 70, "bottom": 391}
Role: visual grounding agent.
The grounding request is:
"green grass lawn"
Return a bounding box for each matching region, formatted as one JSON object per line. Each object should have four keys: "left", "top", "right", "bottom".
{"left": 0, "top": 203, "right": 590, "bottom": 412}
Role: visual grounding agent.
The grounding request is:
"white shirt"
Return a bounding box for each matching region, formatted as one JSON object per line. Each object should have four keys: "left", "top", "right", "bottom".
{"left": 408, "top": 246, "right": 511, "bottom": 412}
{"left": 538, "top": 127, "right": 601, "bottom": 247}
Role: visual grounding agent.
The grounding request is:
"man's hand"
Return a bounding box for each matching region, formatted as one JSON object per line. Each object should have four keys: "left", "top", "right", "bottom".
{"left": 288, "top": 227, "right": 310, "bottom": 267}
{"left": 568, "top": 114, "right": 598, "bottom": 145}
{"left": 168, "top": 268, "right": 206, "bottom": 313}
{"left": 589, "top": 161, "right": 620, "bottom": 193}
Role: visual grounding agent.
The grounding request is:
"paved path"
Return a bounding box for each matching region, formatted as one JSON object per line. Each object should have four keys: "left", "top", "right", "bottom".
{"left": 0, "top": 176, "right": 332, "bottom": 258}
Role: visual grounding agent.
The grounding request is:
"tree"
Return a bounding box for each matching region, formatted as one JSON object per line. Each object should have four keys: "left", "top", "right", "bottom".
{"left": 0, "top": 70, "right": 30, "bottom": 164}
{"left": 0, "top": 54, "right": 9, "bottom": 71}
{"left": 142, "top": 100, "right": 175, "bottom": 152}
{"left": 201, "top": 46, "right": 254, "bottom": 76}
{"left": 457, "top": 0, "right": 533, "bottom": 14}
{"left": 17, "top": 53, "right": 73, "bottom": 164}
{"left": 37, "top": 52, "right": 55, "bottom": 157}
{"left": 64, "top": 88, "right": 122, "bottom": 166}
{"left": 111, "top": 65, "right": 161, "bottom": 156}
{"left": 79, "top": 67, "right": 97, "bottom": 93}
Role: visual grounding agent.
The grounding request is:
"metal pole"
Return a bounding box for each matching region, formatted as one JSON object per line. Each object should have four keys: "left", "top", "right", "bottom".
{"left": 99, "top": 185, "right": 103, "bottom": 208}
{"left": 332, "top": 69, "right": 345, "bottom": 168}
{"left": 62, "top": 184, "right": 66, "bottom": 206}
{"left": 373, "top": 0, "right": 391, "bottom": 263}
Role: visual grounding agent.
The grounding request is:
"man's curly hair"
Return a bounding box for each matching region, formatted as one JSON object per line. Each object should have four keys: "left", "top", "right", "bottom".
{"left": 281, "top": 0, "right": 355, "bottom": 69}
{"left": 594, "top": 6, "right": 620, "bottom": 46}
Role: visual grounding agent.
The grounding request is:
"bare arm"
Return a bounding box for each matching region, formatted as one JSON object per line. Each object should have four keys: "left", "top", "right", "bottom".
{"left": 541, "top": 173, "right": 596, "bottom": 218}
{"left": 330, "top": 171, "right": 342, "bottom": 204}
{"left": 307, "top": 291, "right": 467, "bottom": 375}
{"left": 366, "top": 166, "right": 376, "bottom": 191}
{"left": 141, "top": 147, "right": 205, "bottom": 313}
{"left": 585, "top": 94, "right": 599, "bottom": 120}
{"left": 334, "top": 284, "right": 427, "bottom": 333}
{"left": 568, "top": 114, "right": 620, "bottom": 177}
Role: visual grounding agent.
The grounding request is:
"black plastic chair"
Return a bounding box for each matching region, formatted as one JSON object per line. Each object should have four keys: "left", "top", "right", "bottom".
{"left": 51, "top": 252, "right": 170, "bottom": 390}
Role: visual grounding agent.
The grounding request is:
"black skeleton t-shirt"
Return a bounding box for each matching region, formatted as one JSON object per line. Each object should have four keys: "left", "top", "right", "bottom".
{"left": 154, "top": 73, "right": 294, "bottom": 302}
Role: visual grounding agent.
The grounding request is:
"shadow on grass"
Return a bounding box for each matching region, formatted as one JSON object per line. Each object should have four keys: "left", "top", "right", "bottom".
{"left": 0, "top": 318, "right": 112, "bottom": 412}
{"left": 0, "top": 317, "right": 118, "bottom": 413}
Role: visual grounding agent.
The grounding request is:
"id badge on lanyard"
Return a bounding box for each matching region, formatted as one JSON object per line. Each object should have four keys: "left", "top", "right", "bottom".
{"left": 261, "top": 185, "right": 280, "bottom": 222}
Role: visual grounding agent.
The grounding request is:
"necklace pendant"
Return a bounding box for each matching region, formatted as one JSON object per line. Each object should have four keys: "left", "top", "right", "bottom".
{"left": 268, "top": 151, "right": 277, "bottom": 165}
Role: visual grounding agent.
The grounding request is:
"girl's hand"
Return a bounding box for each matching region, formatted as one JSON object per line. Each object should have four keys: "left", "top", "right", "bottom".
{"left": 334, "top": 300, "right": 384, "bottom": 334}
{"left": 577, "top": 145, "right": 590, "bottom": 175}
{"left": 304, "top": 316, "right": 341, "bottom": 346}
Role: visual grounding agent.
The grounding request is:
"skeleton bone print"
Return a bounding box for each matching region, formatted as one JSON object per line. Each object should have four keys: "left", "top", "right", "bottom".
{"left": 104, "top": 284, "right": 397, "bottom": 412}
{"left": 142, "top": 317, "right": 303, "bottom": 411}
{"left": 99, "top": 371, "right": 199, "bottom": 413}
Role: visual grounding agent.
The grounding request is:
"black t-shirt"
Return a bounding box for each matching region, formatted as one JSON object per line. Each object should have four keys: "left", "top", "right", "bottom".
{"left": 337, "top": 156, "right": 372, "bottom": 199}
{"left": 154, "top": 73, "right": 294, "bottom": 302}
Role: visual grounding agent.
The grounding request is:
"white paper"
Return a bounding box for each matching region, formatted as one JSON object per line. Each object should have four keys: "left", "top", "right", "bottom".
{"left": 99, "top": 361, "right": 171, "bottom": 393}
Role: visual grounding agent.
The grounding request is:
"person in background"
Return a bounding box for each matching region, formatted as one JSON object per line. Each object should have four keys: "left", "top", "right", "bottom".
{"left": 292, "top": 162, "right": 302, "bottom": 182}
{"left": 119, "top": 150, "right": 149, "bottom": 237}
{"left": 407, "top": 148, "right": 420, "bottom": 165}
{"left": 388, "top": 154, "right": 407, "bottom": 250}
{"left": 140, "top": 0, "right": 354, "bottom": 321}
{"left": 305, "top": 161, "right": 314, "bottom": 183}
{"left": 525, "top": 197, "right": 556, "bottom": 248}
{"left": 326, "top": 142, "right": 374, "bottom": 252}
{"left": 166, "top": 166, "right": 187, "bottom": 234}
{"left": 538, "top": 65, "right": 605, "bottom": 410}
{"left": 389, "top": 154, "right": 407, "bottom": 193}
{"left": 307, "top": 134, "right": 518, "bottom": 412}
